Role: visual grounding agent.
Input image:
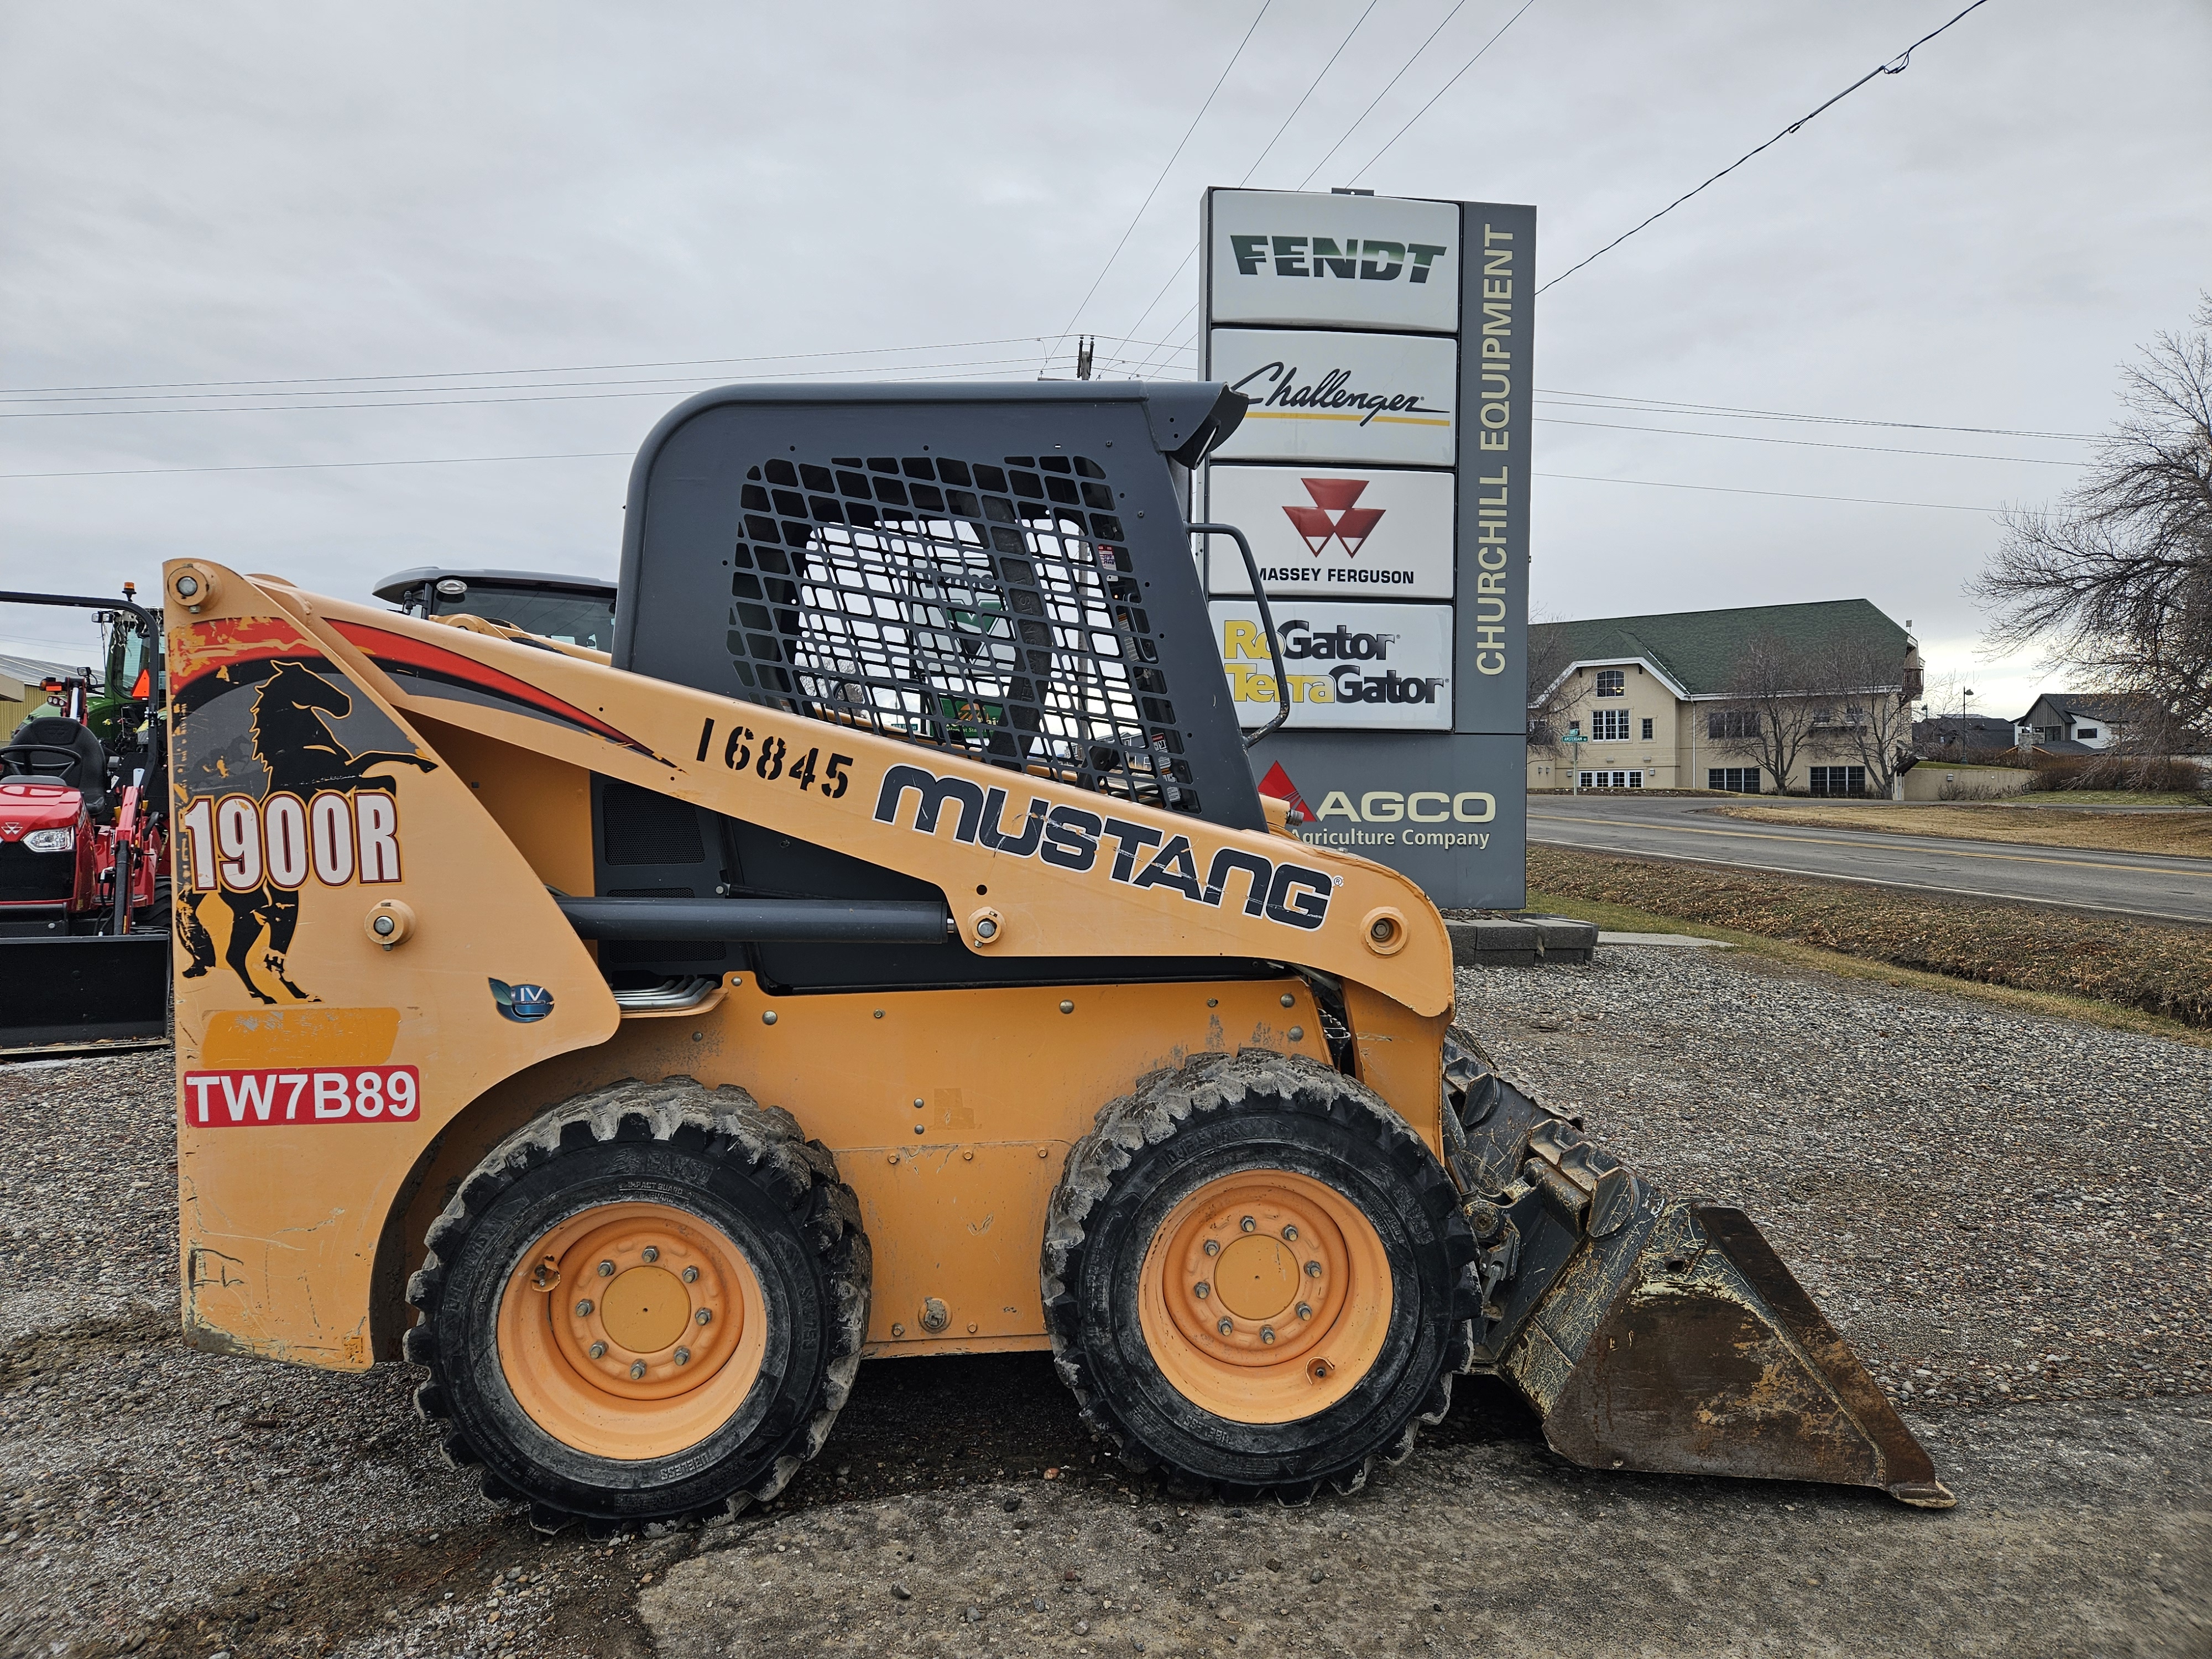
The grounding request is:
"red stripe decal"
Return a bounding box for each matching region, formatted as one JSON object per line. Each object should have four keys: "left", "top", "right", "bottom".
{"left": 333, "top": 622, "right": 648, "bottom": 753}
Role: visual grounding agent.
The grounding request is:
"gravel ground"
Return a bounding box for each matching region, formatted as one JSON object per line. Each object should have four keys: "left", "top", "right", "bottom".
{"left": 2, "top": 945, "right": 2207, "bottom": 1658}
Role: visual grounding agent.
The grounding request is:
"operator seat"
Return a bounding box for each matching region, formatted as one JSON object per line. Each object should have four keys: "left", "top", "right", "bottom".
{"left": 2, "top": 714, "right": 110, "bottom": 816}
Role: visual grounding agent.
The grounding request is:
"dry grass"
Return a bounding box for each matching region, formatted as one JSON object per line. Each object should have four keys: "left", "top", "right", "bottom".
{"left": 1713, "top": 801, "right": 2212, "bottom": 858}
{"left": 1526, "top": 846, "right": 2212, "bottom": 1030}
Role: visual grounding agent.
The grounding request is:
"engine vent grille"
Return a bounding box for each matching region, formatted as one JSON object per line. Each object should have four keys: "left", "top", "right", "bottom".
{"left": 726, "top": 452, "right": 1199, "bottom": 813}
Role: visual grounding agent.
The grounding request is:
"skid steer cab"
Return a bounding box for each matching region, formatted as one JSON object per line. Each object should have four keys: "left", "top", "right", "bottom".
{"left": 168, "top": 381, "right": 1949, "bottom": 1530}
{"left": 1, "top": 585, "right": 170, "bottom": 1052}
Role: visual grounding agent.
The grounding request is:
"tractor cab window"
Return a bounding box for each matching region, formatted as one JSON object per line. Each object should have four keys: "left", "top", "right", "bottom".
{"left": 428, "top": 585, "right": 615, "bottom": 652}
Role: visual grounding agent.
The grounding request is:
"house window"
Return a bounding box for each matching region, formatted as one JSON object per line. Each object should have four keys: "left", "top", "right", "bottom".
{"left": 1641, "top": 717, "right": 1654, "bottom": 740}
{"left": 2076, "top": 727, "right": 2098, "bottom": 740}
{"left": 1590, "top": 709, "right": 1630, "bottom": 740}
{"left": 1707, "top": 710, "right": 1760, "bottom": 739}
{"left": 1708, "top": 768, "right": 1761, "bottom": 794}
{"left": 1594, "top": 669, "right": 1625, "bottom": 697}
{"left": 1579, "top": 770, "right": 1644, "bottom": 790}
{"left": 1809, "top": 766, "right": 1867, "bottom": 797}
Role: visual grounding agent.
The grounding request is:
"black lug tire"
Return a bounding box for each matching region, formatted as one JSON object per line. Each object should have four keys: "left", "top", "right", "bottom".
{"left": 403, "top": 1077, "right": 870, "bottom": 1529}
{"left": 1042, "top": 1051, "right": 1479, "bottom": 1503}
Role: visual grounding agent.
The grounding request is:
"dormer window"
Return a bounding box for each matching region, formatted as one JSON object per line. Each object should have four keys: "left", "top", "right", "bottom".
{"left": 1594, "top": 669, "right": 1625, "bottom": 697}
{"left": 2075, "top": 726, "right": 2098, "bottom": 740}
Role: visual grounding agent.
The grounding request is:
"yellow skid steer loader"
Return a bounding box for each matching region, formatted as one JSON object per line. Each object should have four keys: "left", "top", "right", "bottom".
{"left": 166, "top": 381, "right": 1949, "bottom": 1528}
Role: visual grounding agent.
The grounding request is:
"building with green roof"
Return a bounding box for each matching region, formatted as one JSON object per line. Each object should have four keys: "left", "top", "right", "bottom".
{"left": 1528, "top": 599, "right": 1919, "bottom": 794}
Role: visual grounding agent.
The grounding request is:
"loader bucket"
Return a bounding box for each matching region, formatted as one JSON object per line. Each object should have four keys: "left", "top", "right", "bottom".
{"left": 1444, "top": 1038, "right": 1954, "bottom": 1507}
{"left": 0, "top": 934, "right": 170, "bottom": 1055}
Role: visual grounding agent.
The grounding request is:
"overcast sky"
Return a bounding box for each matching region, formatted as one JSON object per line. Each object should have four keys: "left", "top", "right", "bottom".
{"left": 4, "top": 0, "right": 2207, "bottom": 717}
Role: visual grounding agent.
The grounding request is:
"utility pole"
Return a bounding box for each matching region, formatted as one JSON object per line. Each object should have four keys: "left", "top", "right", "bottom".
{"left": 1075, "top": 336, "right": 1094, "bottom": 381}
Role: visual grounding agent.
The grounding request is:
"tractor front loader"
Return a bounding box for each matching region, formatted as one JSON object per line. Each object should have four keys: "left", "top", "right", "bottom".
{"left": 166, "top": 380, "right": 1949, "bottom": 1528}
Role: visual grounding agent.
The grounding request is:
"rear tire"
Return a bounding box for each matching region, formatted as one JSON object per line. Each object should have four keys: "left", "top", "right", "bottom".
{"left": 404, "top": 1077, "right": 869, "bottom": 1529}
{"left": 1042, "top": 1051, "right": 1478, "bottom": 1501}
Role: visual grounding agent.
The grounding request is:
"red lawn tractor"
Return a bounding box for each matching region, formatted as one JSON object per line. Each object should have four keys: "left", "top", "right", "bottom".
{"left": 0, "top": 585, "right": 170, "bottom": 1051}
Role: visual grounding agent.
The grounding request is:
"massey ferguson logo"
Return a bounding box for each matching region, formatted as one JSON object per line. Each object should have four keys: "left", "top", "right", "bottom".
{"left": 1227, "top": 235, "right": 1450, "bottom": 284}
{"left": 873, "top": 764, "right": 1335, "bottom": 932}
{"left": 1283, "top": 479, "right": 1383, "bottom": 557}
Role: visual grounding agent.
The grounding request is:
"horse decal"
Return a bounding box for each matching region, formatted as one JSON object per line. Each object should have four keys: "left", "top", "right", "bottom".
{"left": 180, "top": 659, "right": 436, "bottom": 1004}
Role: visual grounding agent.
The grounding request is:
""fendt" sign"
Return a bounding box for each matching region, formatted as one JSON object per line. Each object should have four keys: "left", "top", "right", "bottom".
{"left": 1207, "top": 190, "right": 1459, "bottom": 335}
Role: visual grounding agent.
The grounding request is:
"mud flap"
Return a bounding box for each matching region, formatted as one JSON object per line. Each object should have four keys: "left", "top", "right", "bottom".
{"left": 1444, "top": 1034, "right": 1953, "bottom": 1508}
{"left": 0, "top": 934, "right": 171, "bottom": 1053}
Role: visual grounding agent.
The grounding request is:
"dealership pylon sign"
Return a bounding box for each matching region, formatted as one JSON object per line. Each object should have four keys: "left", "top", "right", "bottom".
{"left": 1200, "top": 186, "right": 1534, "bottom": 907}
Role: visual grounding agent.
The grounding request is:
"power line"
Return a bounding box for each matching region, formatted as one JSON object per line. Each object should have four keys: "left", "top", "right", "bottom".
{"left": 0, "top": 356, "right": 1092, "bottom": 420}
{"left": 1295, "top": 0, "right": 1471, "bottom": 190}
{"left": 1535, "top": 0, "right": 1996, "bottom": 295}
{"left": 1535, "top": 390, "right": 2095, "bottom": 443}
{"left": 1534, "top": 414, "right": 2086, "bottom": 466}
{"left": 0, "top": 335, "right": 1192, "bottom": 403}
{"left": 0, "top": 450, "right": 631, "bottom": 482}
{"left": 1121, "top": 1, "right": 1383, "bottom": 353}
{"left": 1239, "top": 0, "right": 1381, "bottom": 187}
{"left": 1347, "top": 0, "right": 1542, "bottom": 183}
{"left": 1536, "top": 471, "right": 1998, "bottom": 512}
{"left": 0, "top": 337, "right": 1052, "bottom": 397}
{"left": 1044, "top": 0, "right": 1274, "bottom": 373}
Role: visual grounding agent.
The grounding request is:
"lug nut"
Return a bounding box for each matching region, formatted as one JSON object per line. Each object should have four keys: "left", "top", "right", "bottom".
{"left": 1217, "top": 1318, "right": 1234, "bottom": 1336}
{"left": 1240, "top": 1216, "right": 1256, "bottom": 1233}
{"left": 575, "top": 1300, "right": 594, "bottom": 1317}
{"left": 682, "top": 1266, "right": 699, "bottom": 1284}
{"left": 1193, "top": 1282, "right": 1210, "bottom": 1300}
{"left": 674, "top": 1347, "right": 691, "bottom": 1365}
{"left": 629, "top": 1360, "right": 647, "bottom": 1380}
{"left": 696, "top": 1308, "right": 712, "bottom": 1326}
{"left": 1261, "top": 1327, "right": 1276, "bottom": 1344}
{"left": 588, "top": 1342, "right": 606, "bottom": 1359}
{"left": 1305, "top": 1260, "right": 1323, "bottom": 1277}
{"left": 1203, "top": 1239, "right": 1220, "bottom": 1257}
{"left": 597, "top": 1260, "right": 615, "bottom": 1277}
{"left": 1296, "top": 1303, "right": 1313, "bottom": 1321}
{"left": 1281, "top": 1224, "right": 1299, "bottom": 1241}
{"left": 641, "top": 1246, "right": 660, "bottom": 1264}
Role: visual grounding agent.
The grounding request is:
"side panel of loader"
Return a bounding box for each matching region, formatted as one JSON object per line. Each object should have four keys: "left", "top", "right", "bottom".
{"left": 165, "top": 575, "right": 620, "bottom": 1366}
{"left": 169, "top": 562, "right": 1453, "bottom": 1369}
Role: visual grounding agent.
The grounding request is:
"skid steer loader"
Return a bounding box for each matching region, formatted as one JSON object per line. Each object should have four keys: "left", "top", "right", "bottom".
{"left": 166, "top": 380, "right": 1950, "bottom": 1527}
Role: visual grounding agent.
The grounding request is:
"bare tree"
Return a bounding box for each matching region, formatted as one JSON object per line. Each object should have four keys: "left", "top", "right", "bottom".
{"left": 1974, "top": 294, "right": 2212, "bottom": 753}
{"left": 1524, "top": 615, "right": 1578, "bottom": 759}
{"left": 1809, "top": 633, "right": 1919, "bottom": 796}
{"left": 1708, "top": 633, "right": 1824, "bottom": 792}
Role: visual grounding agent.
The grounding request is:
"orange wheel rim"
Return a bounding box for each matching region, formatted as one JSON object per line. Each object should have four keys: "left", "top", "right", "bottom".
{"left": 1136, "top": 1170, "right": 1392, "bottom": 1425}
{"left": 497, "top": 1201, "right": 767, "bottom": 1460}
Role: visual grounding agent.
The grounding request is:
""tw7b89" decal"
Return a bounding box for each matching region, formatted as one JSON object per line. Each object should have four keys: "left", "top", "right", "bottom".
{"left": 184, "top": 1066, "right": 421, "bottom": 1126}
{"left": 178, "top": 791, "right": 403, "bottom": 892}
{"left": 874, "top": 763, "right": 1335, "bottom": 931}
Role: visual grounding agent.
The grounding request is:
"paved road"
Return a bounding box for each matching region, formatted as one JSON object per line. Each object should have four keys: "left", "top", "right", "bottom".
{"left": 1528, "top": 795, "right": 2212, "bottom": 924}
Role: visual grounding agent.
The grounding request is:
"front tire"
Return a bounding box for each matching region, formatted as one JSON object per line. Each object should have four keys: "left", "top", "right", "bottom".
{"left": 1042, "top": 1051, "right": 1478, "bottom": 1501}
{"left": 404, "top": 1078, "right": 869, "bottom": 1529}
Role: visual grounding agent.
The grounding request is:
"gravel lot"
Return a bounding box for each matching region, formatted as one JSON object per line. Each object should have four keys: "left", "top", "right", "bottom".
{"left": 2, "top": 945, "right": 2207, "bottom": 1658}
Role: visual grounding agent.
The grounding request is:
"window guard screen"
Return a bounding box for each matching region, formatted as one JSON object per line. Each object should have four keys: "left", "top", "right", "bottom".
{"left": 727, "top": 452, "right": 1200, "bottom": 813}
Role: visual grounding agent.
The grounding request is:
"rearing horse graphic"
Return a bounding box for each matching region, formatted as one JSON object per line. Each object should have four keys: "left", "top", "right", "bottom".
{"left": 179, "top": 659, "right": 436, "bottom": 1004}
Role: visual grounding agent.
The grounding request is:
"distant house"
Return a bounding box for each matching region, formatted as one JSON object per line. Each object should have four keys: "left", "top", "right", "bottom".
{"left": 1528, "top": 599, "right": 1918, "bottom": 794}
{"left": 1912, "top": 713, "right": 2024, "bottom": 763}
{"left": 2016, "top": 691, "right": 2147, "bottom": 754}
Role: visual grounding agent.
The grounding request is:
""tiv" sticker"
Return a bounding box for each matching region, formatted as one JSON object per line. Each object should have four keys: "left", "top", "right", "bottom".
{"left": 183, "top": 1066, "right": 421, "bottom": 1126}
